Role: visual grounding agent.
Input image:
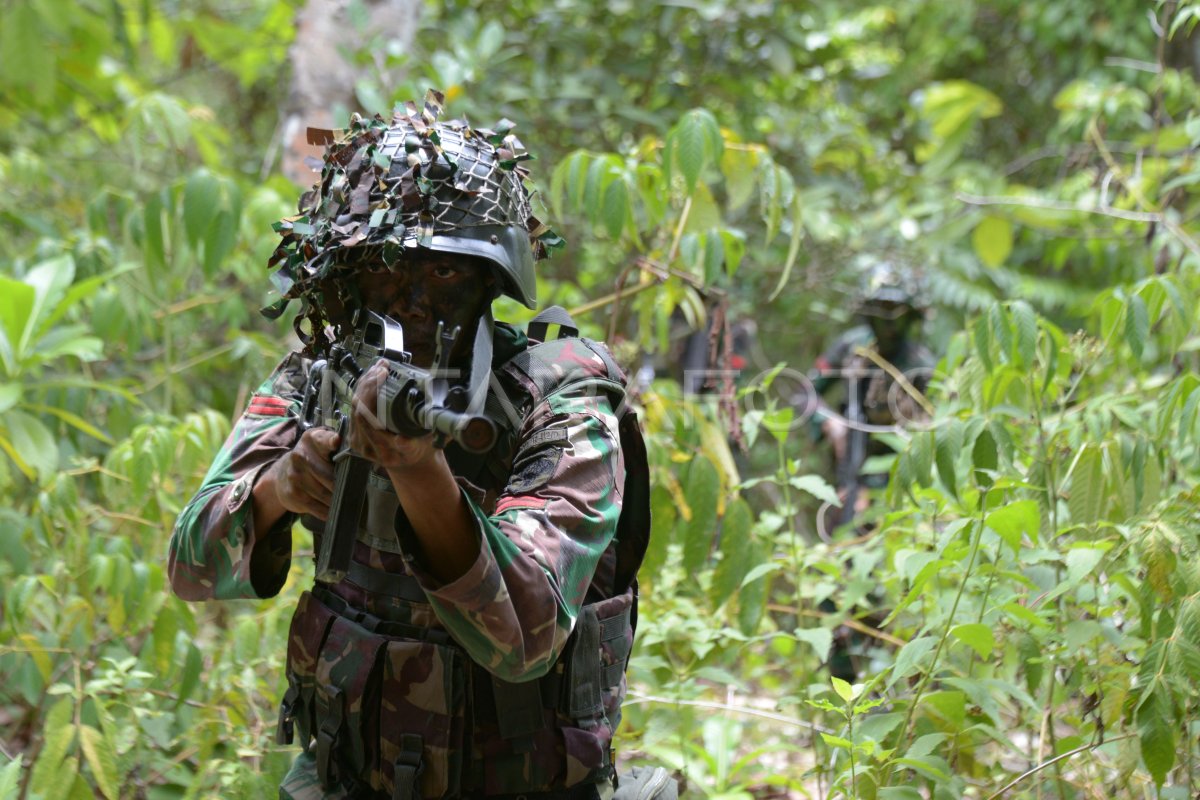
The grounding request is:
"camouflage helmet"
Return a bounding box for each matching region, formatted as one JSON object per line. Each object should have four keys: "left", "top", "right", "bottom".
{"left": 858, "top": 260, "right": 924, "bottom": 318}
{"left": 263, "top": 90, "right": 563, "bottom": 344}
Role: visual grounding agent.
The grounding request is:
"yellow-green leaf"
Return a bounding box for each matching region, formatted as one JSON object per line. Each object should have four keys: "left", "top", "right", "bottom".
{"left": 973, "top": 216, "right": 1013, "bottom": 268}
{"left": 78, "top": 725, "right": 119, "bottom": 800}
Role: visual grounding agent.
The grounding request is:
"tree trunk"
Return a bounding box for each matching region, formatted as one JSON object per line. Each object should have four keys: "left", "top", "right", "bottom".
{"left": 279, "top": 0, "right": 422, "bottom": 186}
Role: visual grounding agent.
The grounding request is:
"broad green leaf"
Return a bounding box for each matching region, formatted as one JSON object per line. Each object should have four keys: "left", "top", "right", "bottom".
{"left": 78, "top": 725, "right": 119, "bottom": 800}
{"left": 29, "top": 702, "right": 75, "bottom": 796}
{"left": 0, "top": 756, "right": 22, "bottom": 799}
{"left": 1137, "top": 685, "right": 1175, "bottom": 787}
{"left": 720, "top": 145, "right": 761, "bottom": 210}
{"left": 1011, "top": 300, "right": 1037, "bottom": 368}
{"left": 789, "top": 474, "right": 839, "bottom": 506}
{"left": 142, "top": 190, "right": 168, "bottom": 274}
{"left": 602, "top": 178, "right": 630, "bottom": 239}
{"left": 0, "top": 278, "right": 35, "bottom": 372}
{"left": 831, "top": 676, "right": 854, "bottom": 703}
{"left": 177, "top": 642, "right": 203, "bottom": 706}
{"left": 1066, "top": 547, "right": 1105, "bottom": 585}
{"left": 972, "top": 215, "right": 1013, "bottom": 268}
{"left": 18, "top": 255, "right": 75, "bottom": 355}
{"left": 971, "top": 427, "right": 997, "bottom": 488}
{"left": 934, "top": 419, "right": 962, "bottom": 499}
{"left": 1125, "top": 292, "right": 1149, "bottom": 362}
{"left": 682, "top": 457, "right": 720, "bottom": 574}
{"left": 736, "top": 538, "right": 770, "bottom": 636}
{"left": 878, "top": 789, "right": 923, "bottom": 800}
{"left": 4, "top": 409, "right": 58, "bottom": 481}
{"left": 1067, "top": 444, "right": 1104, "bottom": 526}
{"left": 950, "top": 623, "right": 994, "bottom": 659}
{"left": 0, "top": 384, "right": 19, "bottom": 414}
{"left": 203, "top": 209, "right": 239, "bottom": 277}
{"left": 820, "top": 732, "right": 853, "bottom": 750}
{"left": 710, "top": 498, "right": 754, "bottom": 608}
{"left": 890, "top": 635, "right": 937, "bottom": 685}
{"left": 986, "top": 499, "right": 1039, "bottom": 555}
{"left": 791, "top": 627, "right": 833, "bottom": 660}
{"left": 183, "top": 169, "right": 220, "bottom": 248}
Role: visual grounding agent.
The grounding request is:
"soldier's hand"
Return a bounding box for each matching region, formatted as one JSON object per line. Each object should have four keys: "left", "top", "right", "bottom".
{"left": 265, "top": 426, "right": 341, "bottom": 520}
{"left": 350, "top": 361, "right": 439, "bottom": 471}
{"left": 822, "top": 416, "right": 848, "bottom": 464}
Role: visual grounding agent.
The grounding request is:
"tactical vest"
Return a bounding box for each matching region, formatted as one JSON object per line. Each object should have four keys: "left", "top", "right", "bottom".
{"left": 275, "top": 309, "right": 651, "bottom": 799}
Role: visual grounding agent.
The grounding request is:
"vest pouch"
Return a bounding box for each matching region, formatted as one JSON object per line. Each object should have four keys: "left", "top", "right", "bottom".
{"left": 313, "top": 614, "right": 388, "bottom": 789}
{"left": 280, "top": 590, "right": 338, "bottom": 752}
{"left": 378, "top": 638, "right": 468, "bottom": 799}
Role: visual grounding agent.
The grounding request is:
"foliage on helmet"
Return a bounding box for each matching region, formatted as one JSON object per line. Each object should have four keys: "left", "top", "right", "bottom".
{"left": 261, "top": 89, "right": 564, "bottom": 349}
{"left": 858, "top": 260, "right": 925, "bottom": 314}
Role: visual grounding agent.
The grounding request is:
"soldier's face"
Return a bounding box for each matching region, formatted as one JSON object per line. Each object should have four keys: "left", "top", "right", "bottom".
{"left": 352, "top": 252, "right": 495, "bottom": 366}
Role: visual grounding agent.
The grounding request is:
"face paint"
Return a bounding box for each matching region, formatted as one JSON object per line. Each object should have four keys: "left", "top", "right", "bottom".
{"left": 352, "top": 253, "right": 495, "bottom": 368}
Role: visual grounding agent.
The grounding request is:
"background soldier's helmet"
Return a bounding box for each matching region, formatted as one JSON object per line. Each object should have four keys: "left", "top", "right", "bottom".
{"left": 857, "top": 261, "right": 924, "bottom": 319}
{"left": 263, "top": 90, "right": 563, "bottom": 344}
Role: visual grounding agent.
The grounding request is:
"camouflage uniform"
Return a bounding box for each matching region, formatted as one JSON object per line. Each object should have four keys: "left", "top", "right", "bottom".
{"left": 171, "top": 318, "right": 645, "bottom": 799}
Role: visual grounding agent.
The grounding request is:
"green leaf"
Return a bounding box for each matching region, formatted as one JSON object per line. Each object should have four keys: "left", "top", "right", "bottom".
{"left": 934, "top": 419, "right": 963, "bottom": 499}
{"left": 0, "top": 278, "right": 35, "bottom": 372}
{"left": 601, "top": 177, "right": 630, "bottom": 239}
{"left": 789, "top": 474, "right": 840, "bottom": 506}
{"left": 878, "top": 789, "right": 923, "bottom": 800}
{"left": 831, "top": 676, "right": 855, "bottom": 703}
{"left": 177, "top": 642, "right": 203, "bottom": 707}
{"left": 682, "top": 457, "right": 720, "bottom": 574}
{"left": 791, "top": 627, "right": 833, "bottom": 660}
{"left": 736, "top": 538, "right": 770, "bottom": 636}
{"left": 720, "top": 145, "right": 761, "bottom": 211}
{"left": 203, "top": 210, "right": 239, "bottom": 277}
{"left": 950, "top": 623, "right": 994, "bottom": 659}
{"left": 4, "top": 409, "right": 58, "bottom": 481}
{"left": 1011, "top": 300, "right": 1037, "bottom": 369}
{"left": 0, "top": 756, "right": 23, "bottom": 799}
{"left": 78, "top": 725, "right": 119, "bottom": 800}
{"left": 986, "top": 499, "right": 1039, "bottom": 555}
{"left": 890, "top": 635, "right": 937, "bottom": 686}
{"left": 183, "top": 169, "right": 220, "bottom": 248}
{"left": 142, "top": 190, "right": 167, "bottom": 274}
{"left": 711, "top": 498, "right": 754, "bottom": 608}
{"left": 971, "top": 427, "right": 997, "bottom": 488}
{"left": 0, "top": 384, "right": 20, "bottom": 414}
{"left": 1137, "top": 685, "right": 1175, "bottom": 788}
{"left": 1126, "top": 292, "right": 1149, "bottom": 362}
{"left": 672, "top": 110, "right": 716, "bottom": 193}
{"left": 30, "top": 702, "right": 75, "bottom": 797}
{"left": 1068, "top": 444, "right": 1105, "bottom": 526}
{"left": 972, "top": 215, "right": 1013, "bottom": 267}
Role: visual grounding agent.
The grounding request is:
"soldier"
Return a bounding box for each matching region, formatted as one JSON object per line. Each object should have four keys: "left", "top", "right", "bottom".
{"left": 810, "top": 262, "right": 935, "bottom": 534}
{"left": 808, "top": 263, "right": 935, "bottom": 682}
{"left": 169, "top": 92, "right": 670, "bottom": 800}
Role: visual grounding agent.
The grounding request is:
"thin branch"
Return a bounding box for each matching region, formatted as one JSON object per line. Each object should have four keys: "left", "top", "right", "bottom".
{"left": 985, "top": 733, "right": 1137, "bottom": 800}
{"left": 623, "top": 691, "right": 833, "bottom": 734}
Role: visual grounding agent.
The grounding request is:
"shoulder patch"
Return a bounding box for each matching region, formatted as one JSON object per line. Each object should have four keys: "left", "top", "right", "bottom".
{"left": 247, "top": 393, "right": 290, "bottom": 417}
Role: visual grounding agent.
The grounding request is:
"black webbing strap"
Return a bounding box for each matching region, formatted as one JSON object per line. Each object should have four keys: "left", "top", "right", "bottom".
{"left": 392, "top": 733, "right": 424, "bottom": 800}
{"left": 345, "top": 560, "right": 428, "bottom": 603}
{"left": 567, "top": 606, "right": 603, "bottom": 719}
{"left": 492, "top": 674, "right": 544, "bottom": 751}
{"left": 527, "top": 305, "right": 579, "bottom": 343}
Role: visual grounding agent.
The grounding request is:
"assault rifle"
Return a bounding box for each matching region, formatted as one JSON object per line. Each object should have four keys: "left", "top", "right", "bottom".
{"left": 836, "top": 369, "right": 868, "bottom": 530}
{"left": 300, "top": 309, "right": 498, "bottom": 584}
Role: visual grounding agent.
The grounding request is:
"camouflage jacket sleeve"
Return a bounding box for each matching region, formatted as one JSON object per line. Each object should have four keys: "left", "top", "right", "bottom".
{"left": 398, "top": 381, "right": 625, "bottom": 683}
{"left": 168, "top": 353, "right": 308, "bottom": 601}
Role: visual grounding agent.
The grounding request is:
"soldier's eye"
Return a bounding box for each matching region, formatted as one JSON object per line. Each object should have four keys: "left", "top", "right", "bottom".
{"left": 431, "top": 264, "right": 459, "bottom": 279}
